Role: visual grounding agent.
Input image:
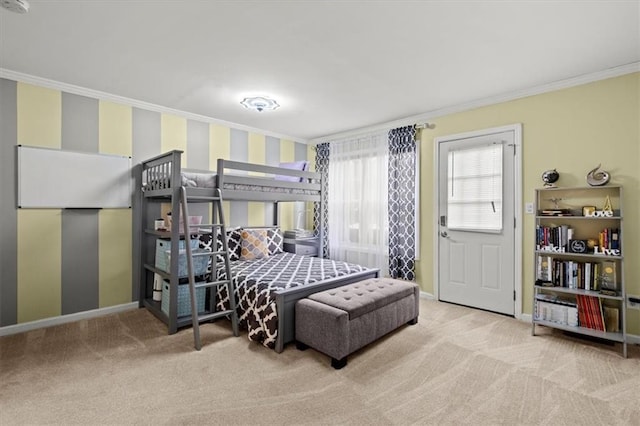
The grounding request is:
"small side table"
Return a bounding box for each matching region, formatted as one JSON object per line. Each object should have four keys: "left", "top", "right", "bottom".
{"left": 283, "top": 237, "right": 319, "bottom": 257}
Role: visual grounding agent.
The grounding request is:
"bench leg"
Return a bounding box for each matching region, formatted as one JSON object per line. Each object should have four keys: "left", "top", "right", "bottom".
{"left": 407, "top": 317, "right": 418, "bottom": 325}
{"left": 296, "top": 341, "right": 309, "bottom": 351}
{"left": 331, "top": 357, "right": 347, "bottom": 369}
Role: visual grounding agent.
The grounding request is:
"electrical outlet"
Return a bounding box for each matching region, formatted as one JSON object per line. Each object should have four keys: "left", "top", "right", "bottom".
{"left": 525, "top": 202, "right": 534, "bottom": 214}
{"left": 627, "top": 295, "right": 640, "bottom": 310}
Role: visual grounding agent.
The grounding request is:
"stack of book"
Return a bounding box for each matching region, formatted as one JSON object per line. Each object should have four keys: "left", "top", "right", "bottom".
{"left": 534, "top": 294, "right": 578, "bottom": 327}
{"left": 539, "top": 209, "right": 573, "bottom": 216}
{"left": 284, "top": 229, "right": 314, "bottom": 239}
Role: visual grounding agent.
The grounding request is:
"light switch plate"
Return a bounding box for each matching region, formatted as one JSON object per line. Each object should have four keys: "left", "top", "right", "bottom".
{"left": 525, "top": 202, "right": 534, "bottom": 214}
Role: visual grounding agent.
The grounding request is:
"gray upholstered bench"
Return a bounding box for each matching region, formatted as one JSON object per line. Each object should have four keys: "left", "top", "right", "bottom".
{"left": 295, "top": 278, "right": 419, "bottom": 369}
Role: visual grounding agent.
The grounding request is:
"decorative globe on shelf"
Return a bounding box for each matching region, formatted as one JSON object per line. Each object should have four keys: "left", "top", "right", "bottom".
{"left": 541, "top": 169, "right": 559, "bottom": 188}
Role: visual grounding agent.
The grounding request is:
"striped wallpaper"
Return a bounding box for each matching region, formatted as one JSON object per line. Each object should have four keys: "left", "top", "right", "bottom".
{"left": 0, "top": 78, "right": 309, "bottom": 328}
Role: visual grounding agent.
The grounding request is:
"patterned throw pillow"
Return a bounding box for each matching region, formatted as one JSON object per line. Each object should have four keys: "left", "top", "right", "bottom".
{"left": 266, "top": 227, "right": 283, "bottom": 255}
{"left": 207, "top": 226, "right": 242, "bottom": 264}
{"left": 225, "top": 227, "right": 243, "bottom": 261}
{"left": 240, "top": 229, "right": 270, "bottom": 260}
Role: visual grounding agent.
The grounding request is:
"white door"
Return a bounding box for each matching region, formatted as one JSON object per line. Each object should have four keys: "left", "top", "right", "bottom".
{"left": 437, "top": 128, "right": 517, "bottom": 316}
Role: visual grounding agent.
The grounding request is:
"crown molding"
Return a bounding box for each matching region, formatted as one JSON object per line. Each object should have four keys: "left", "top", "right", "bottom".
{"left": 311, "top": 62, "right": 640, "bottom": 143}
{"left": 0, "top": 68, "right": 309, "bottom": 144}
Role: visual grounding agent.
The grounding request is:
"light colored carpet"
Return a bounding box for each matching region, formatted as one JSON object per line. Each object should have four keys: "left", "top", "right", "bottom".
{"left": 1, "top": 298, "right": 638, "bottom": 425}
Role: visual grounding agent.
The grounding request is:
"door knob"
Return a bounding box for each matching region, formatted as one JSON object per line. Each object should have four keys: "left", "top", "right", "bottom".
{"left": 440, "top": 231, "right": 448, "bottom": 238}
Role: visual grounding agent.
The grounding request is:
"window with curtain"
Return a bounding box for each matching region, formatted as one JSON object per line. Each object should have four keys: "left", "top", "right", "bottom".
{"left": 327, "top": 131, "right": 389, "bottom": 275}
{"left": 447, "top": 143, "right": 503, "bottom": 232}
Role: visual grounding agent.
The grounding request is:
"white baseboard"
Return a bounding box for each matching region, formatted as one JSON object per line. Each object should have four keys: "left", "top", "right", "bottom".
{"left": 0, "top": 302, "right": 139, "bottom": 337}
{"left": 419, "top": 291, "right": 435, "bottom": 300}
{"left": 519, "top": 313, "right": 533, "bottom": 323}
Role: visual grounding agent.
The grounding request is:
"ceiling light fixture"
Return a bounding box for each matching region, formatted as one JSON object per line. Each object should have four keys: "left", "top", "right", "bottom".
{"left": 1, "top": 0, "right": 29, "bottom": 13}
{"left": 240, "top": 96, "right": 279, "bottom": 112}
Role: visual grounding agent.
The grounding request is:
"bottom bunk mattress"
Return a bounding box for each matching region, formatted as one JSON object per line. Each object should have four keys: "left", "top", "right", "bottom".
{"left": 215, "top": 252, "right": 372, "bottom": 349}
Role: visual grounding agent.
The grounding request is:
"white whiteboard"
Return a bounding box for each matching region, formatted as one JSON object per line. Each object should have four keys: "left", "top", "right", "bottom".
{"left": 18, "top": 146, "right": 131, "bottom": 208}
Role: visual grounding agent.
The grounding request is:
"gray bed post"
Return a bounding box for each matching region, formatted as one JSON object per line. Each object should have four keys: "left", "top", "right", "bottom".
{"left": 216, "top": 158, "right": 225, "bottom": 188}
{"left": 319, "top": 172, "right": 325, "bottom": 258}
{"left": 168, "top": 150, "right": 183, "bottom": 334}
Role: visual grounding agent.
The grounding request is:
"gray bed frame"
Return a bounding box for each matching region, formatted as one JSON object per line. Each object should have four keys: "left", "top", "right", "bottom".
{"left": 140, "top": 150, "right": 380, "bottom": 352}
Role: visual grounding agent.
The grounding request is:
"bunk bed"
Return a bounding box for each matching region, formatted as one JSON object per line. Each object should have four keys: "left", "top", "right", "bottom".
{"left": 139, "top": 150, "right": 380, "bottom": 352}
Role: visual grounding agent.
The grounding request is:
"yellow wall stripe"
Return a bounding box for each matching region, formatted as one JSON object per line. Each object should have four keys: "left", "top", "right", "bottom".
{"left": 307, "top": 144, "right": 315, "bottom": 171}
{"left": 280, "top": 139, "right": 295, "bottom": 163}
{"left": 17, "top": 83, "right": 61, "bottom": 148}
{"left": 16, "top": 83, "right": 62, "bottom": 322}
{"left": 210, "top": 124, "right": 232, "bottom": 224}
{"left": 161, "top": 114, "right": 187, "bottom": 167}
{"left": 99, "top": 209, "right": 132, "bottom": 307}
{"left": 17, "top": 210, "right": 61, "bottom": 322}
{"left": 99, "top": 101, "right": 132, "bottom": 156}
{"left": 98, "top": 101, "right": 133, "bottom": 308}
{"left": 248, "top": 201, "right": 266, "bottom": 226}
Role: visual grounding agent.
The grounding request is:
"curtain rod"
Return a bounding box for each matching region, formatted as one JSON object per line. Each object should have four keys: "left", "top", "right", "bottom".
{"left": 310, "top": 122, "right": 436, "bottom": 149}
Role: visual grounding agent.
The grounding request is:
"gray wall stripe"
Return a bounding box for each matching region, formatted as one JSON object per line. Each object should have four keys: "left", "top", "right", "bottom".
{"left": 61, "top": 210, "right": 100, "bottom": 314}
{"left": 132, "top": 108, "right": 162, "bottom": 301}
{"left": 61, "top": 93, "right": 98, "bottom": 152}
{"left": 60, "top": 93, "right": 100, "bottom": 314}
{"left": 230, "top": 128, "right": 248, "bottom": 163}
{"left": 0, "top": 78, "right": 18, "bottom": 326}
{"left": 186, "top": 120, "right": 210, "bottom": 221}
{"left": 295, "top": 141, "right": 307, "bottom": 161}
{"left": 229, "top": 129, "right": 248, "bottom": 227}
{"left": 265, "top": 136, "right": 280, "bottom": 166}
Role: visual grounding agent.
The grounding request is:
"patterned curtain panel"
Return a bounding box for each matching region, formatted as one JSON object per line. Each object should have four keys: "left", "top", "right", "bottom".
{"left": 314, "top": 142, "right": 330, "bottom": 258}
{"left": 388, "top": 125, "right": 417, "bottom": 280}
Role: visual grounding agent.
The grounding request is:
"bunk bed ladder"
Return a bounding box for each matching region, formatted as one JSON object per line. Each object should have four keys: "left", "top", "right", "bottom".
{"left": 180, "top": 186, "right": 239, "bottom": 350}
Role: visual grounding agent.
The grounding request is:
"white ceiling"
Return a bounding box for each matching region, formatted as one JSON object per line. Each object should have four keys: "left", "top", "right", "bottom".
{"left": 1, "top": 1, "right": 638, "bottom": 141}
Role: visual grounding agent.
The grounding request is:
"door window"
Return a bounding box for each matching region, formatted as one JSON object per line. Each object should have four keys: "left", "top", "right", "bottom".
{"left": 447, "top": 143, "right": 503, "bottom": 232}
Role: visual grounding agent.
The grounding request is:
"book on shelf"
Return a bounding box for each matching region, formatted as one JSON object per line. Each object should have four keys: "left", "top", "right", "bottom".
{"left": 599, "top": 261, "right": 617, "bottom": 292}
{"left": 603, "top": 306, "right": 620, "bottom": 332}
{"left": 576, "top": 294, "right": 605, "bottom": 331}
{"left": 536, "top": 255, "right": 552, "bottom": 283}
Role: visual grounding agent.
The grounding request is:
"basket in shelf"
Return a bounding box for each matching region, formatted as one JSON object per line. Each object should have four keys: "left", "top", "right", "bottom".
{"left": 160, "top": 280, "right": 206, "bottom": 317}
{"left": 155, "top": 239, "right": 209, "bottom": 277}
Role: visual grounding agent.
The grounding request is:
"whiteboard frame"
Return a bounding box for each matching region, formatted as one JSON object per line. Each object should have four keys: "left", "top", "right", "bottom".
{"left": 17, "top": 145, "right": 132, "bottom": 209}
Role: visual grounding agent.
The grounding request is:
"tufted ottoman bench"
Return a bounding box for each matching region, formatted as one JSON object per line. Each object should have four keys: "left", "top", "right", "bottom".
{"left": 295, "top": 278, "right": 419, "bottom": 369}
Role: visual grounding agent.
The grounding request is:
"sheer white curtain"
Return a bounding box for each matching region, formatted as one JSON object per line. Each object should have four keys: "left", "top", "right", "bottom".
{"left": 327, "top": 131, "right": 389, "bottom": 276}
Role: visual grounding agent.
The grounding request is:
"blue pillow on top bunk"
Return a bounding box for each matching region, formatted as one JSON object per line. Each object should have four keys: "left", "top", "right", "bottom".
{"left": 275, "top": 161, "right": 308, "bottom": 182}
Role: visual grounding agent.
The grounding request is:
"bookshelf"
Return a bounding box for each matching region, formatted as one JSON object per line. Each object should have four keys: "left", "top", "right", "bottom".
{"left": 532, "top": 185, "right": 627, "bottom": 357}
